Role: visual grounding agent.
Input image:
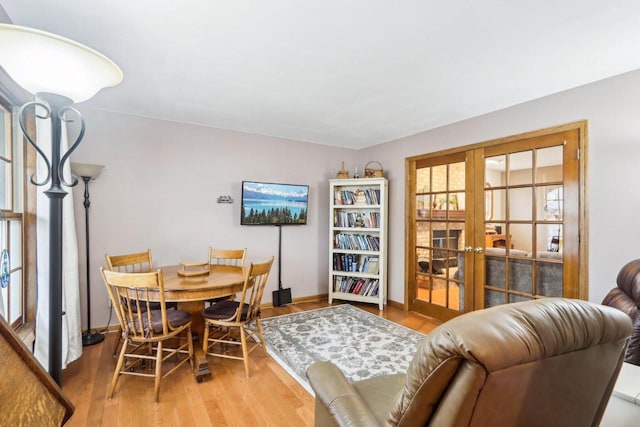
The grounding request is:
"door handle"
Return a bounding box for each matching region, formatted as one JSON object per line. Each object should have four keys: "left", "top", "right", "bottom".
{"left": 474, "top": 247, "right": 484, "bottom": 253}
{"left": 464, "top": 246, "right": 473, "bottom": 252}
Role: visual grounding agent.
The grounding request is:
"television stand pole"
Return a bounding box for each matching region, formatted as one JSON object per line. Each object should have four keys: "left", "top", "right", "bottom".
{"left": 272, "top": 224, "right": 291, "bottom": 306}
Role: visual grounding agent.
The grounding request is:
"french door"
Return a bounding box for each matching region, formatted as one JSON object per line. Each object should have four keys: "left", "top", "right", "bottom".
{"left": 407, "top": 123, "right": 585, "bottom": 319}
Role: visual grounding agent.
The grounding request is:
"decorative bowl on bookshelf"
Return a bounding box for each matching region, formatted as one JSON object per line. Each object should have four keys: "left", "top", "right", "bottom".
{"left": 354, "top": 190, "right": 367, "bottom": 205}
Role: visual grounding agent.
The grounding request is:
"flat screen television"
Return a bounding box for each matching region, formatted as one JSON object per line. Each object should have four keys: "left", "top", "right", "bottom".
{"left": 241, "top": 181, "right": 309, "bottom": 225}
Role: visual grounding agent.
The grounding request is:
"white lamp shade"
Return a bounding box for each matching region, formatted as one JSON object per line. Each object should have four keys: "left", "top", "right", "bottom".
{"left": 0, "top": 24, "right": 122, "bottom": 102}
{"left": 71, "top": 162, "right": 104, "bottom": 179}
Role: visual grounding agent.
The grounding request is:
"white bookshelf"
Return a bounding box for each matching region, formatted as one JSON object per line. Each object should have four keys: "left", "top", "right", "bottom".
{"left": 329, "top": 177, "right": 388, "bottom": 310}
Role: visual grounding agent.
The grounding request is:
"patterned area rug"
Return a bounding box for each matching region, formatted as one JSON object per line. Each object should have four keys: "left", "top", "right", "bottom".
{"left": 255, "top": 304, "right": 426, "bottom": 395}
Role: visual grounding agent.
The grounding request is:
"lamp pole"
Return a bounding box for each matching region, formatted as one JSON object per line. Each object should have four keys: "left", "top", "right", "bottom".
{"left": 80, "top": 175, "right": 103, "bottom": 346}
{"left": 72, "top": 163, "right": 105, "bottom": 346}
{"left": 19, "top": 92, "right": 85, "bottom": 385}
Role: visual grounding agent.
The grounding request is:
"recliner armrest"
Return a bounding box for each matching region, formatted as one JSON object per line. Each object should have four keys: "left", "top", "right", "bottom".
{"left": 306, "top": 361, "right": 381, "bottom": 427}
{"left": 602, "top": 287, "right": 639, "bottom": 320}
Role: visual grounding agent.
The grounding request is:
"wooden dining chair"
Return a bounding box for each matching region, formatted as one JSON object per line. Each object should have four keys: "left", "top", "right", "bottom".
{"left": 105, "top": 249, "right": 154, "bottom": 273}
{"left": 208, "top": 247, "right": 246, "bottom": 267}
{"left": 206, "top": 247, "right": 247, "bottom": 305}
{"left": 105, "top": 250, "right": 177, "bottom": 356}
{"left": 201, "top": 257, "right": 274, "bottom": 377}
{"left": 101, "top": 267, "right": 194, "bottom": 402}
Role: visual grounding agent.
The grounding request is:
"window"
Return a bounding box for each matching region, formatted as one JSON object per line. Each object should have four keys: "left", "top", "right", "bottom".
{"left": 0, "top": 102, "right": 10, "bottom": 210}
{"left": 0, "top": 96, "right": 25, "bottom": 328}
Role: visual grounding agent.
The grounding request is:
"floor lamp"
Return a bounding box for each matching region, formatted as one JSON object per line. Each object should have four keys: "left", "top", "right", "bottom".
{"left": 71, "top": 163, "right": 105, "bottom": 346}
{"left": 0, "top": 24, "right": 122, "bottom": 385}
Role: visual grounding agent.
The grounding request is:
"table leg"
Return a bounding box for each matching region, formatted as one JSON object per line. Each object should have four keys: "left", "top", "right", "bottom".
{"left": 178, "top": 301, "right": 211, "bottom": 382}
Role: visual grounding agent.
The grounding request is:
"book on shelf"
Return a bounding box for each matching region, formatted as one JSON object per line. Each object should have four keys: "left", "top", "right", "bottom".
{"left": 352, "top": 280, "right": 363, "bottom": 294}
{"left": 333, "top": 276, "right": 380, "bottom": 296}
{"left": 370, "top": 281, "right": 379, "bottom": 296}
{"left": 361, "top": 279, "right": 377, "bottom": 296}
{"left": 362, "top": 188, "right": 381, "bottom": 205}
{"left": 360, "top": 256, "right": 379, "bottom": 274}
{"left": 334, "top": 233, "right": 380, "bottom": 251}
{"left": 334, "top": 211, "right": 380, "bottom": 228}
{"left": 363, "top": 211, "right": 379, "bottom": 228}
{"left": 334, "top": 190, "right": 355, "bottom": 205}
{"left": 334, "top": 188, "right": 382, "bottom": 206}
{"left": 333, "top": 253, "right": 367, "bottom": 272}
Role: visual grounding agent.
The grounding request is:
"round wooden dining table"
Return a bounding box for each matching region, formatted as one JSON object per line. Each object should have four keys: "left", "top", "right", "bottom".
{"left": 159, "top": 264, "right": 247, "bottom": 382}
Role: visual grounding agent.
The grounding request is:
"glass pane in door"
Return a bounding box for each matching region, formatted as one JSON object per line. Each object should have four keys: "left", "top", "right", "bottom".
{"left": 415, "top": 160, "right": 465, "bottom": 313}
{"left": 536, "top": 146, "right": 563, "bottom": 183}
{"left": 507, "top": 151, "right": 533, "bottom": 185}
{"left": 483, "top": 143, "right": 564, "bottom": 308}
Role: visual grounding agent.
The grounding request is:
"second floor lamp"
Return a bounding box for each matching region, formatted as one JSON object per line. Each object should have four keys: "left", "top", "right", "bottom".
{"left": 71, "top": 162, "right": 105, "bottom": 346}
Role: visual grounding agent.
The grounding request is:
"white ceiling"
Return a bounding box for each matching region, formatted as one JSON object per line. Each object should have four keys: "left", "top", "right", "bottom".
{"left": 3, "top": 1, "right": 640, "bottom": 149}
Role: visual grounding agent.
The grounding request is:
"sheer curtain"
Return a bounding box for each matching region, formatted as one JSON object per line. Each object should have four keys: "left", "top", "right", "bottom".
{"left": 33, "top": 100, "right": 82, "bottom": 368}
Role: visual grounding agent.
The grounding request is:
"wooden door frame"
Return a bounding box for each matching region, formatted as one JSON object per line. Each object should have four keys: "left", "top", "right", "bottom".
{"left": 405, "top": 121, "right": 588, "bottom": 315}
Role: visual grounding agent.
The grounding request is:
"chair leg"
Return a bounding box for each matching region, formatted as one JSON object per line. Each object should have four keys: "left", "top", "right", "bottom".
{"left": 254, "top": 319, "right": 267, "bottom": 355}
{"left": 108, "top": 338, "right": 127, "bottom": 398}
{"left": 112, "top": 327, "right": 122, "bottom": 357}
{"left": 154, "top": 341, "right": 163, "bottom": 403}
{"left": 240, "top": 327, "right": 250, "bottom": 378}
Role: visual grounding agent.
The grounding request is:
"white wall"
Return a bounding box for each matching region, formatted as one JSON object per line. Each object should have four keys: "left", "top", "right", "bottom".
{"left": 71, "top": 110, "right": 357, "bottom": 328}
{"left": 0, "top": 5, "right": 10, "bottom": 23}
{"left": 74, "top": 68, "right": 640, "bottom": 328}
{"left": 364, "top": 68, "right": 640, "bottom": 305}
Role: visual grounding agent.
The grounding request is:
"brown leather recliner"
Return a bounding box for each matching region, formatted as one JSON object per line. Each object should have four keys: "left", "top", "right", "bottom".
{"left": 602, "top": 258, "right": 640, "bottom": 366}
{"left": 306, "top": 298, "right": 632, "bottom": 427}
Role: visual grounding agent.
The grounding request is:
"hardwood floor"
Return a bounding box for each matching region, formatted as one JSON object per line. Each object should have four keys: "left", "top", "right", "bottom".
{"left": 61, "top": 301, "right": 442, "bottom": 426}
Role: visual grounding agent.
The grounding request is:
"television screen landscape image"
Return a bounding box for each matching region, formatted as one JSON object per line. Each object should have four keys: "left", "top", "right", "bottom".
{"left": 241, "top": 181, "right": 309, "bottom": 225}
